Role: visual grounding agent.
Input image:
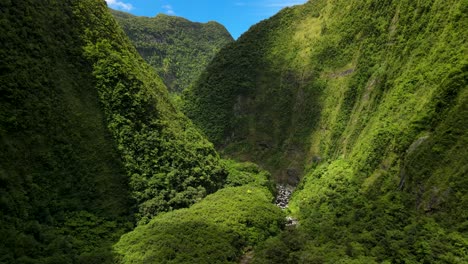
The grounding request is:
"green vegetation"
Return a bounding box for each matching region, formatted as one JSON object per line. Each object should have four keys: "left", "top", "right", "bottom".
{"left": 0, "top": 0, "right": 227, "bottom": 262}
{"left": 77, "top": 1, "right": 228, "bottom": 222}
{"left": 1, "top": 0, "right": 466, "bottom": 263}
{"left": 111, "top": 9, "right": 233, "bottom": 93}
{"left": 0, "top": 0, "right": 131, "bottom": 262}
{"left": 182, "top": 3, "right": 326, "bottom": 182}
{"left": 115, "top": 164, "right": 284, "bottom": 263}
{"left": 184, "top": 0, "right": 468, "bottom": 262}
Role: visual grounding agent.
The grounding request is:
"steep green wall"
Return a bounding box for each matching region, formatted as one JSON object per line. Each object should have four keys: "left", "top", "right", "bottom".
{"left": 184, "top": 0, "right": 468, "bottom": 262}
{"left": 2, "top": 0, "right": 466, "bottom": 262}
{"left": 0, "top": 0, "right": 227, "bottom": 262}
{"left": 0, "top": 1, "right": 131, "bottom": 262}
{"left": 111, "top": 9, "right": 233, "bottom": 93}
{"left": 76, "top": 0, "right": 227, "bottom": 221}
{"left": 182, "top": 2, "right": 330, "bottom": 183}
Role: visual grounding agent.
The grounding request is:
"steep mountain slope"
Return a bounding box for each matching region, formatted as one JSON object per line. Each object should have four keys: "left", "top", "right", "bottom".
{"left": 111, "top": 9, "right": 233, "bottom": 93}
{"left": 2, "top": 0, "right": 466, "bottom": 263}
{"left": 0, "top": 0, "right": 228, "bottom": 262}
{"left": 184, "top": 0, "right": 468, "bottom": 262}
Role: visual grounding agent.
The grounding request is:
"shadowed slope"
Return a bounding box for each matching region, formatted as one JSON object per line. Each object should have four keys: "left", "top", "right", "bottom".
{"left": 183, "top": 0, "right": 468, "bottom": 262}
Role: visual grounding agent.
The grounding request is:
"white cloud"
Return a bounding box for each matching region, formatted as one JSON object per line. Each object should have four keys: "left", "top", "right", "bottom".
{"left": 234, "top": 0, "right": 307, "bottom": 8}
{"left": 162, "top": 4, "right": 176, "bottom": 15}
{"left": 265, "top": 1, "right": 307, "bottom": 7}
{"left": 105, "top": 0, "right": 133, "bottom": 11}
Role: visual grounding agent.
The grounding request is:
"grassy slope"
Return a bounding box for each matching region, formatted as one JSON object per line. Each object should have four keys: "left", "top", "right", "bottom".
{"left": 0, "top": 0, "right": 227, "bottom": 262}
{"left": 184, "top": 0, "right": 468, "bottom": 262}
{"left": 111, "top": 9, "right": 233, "bottom": 93}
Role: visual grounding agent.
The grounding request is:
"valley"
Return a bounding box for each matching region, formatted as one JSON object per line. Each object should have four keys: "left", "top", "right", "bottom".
{"left": 0, "top": 0, "right": 466, "bottom": 263}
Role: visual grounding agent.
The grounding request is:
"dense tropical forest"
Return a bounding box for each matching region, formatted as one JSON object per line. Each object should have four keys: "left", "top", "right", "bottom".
{"left": 0, "top": 0, "right": 466, "bottom": 263}
{"left": 183, "top": 0, "right": 468, "bottom": 262}
{"left": 110, "top": 9, "right": 233, "bottom": 93}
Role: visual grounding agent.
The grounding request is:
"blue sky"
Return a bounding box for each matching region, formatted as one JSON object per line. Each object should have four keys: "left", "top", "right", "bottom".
{"left": 105, "top": 0, "right": 308, "bottom": 39}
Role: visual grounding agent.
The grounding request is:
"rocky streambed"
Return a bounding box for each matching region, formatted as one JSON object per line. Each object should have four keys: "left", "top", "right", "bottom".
{"left": 275, "top": 184, "right": 294, "bottom": 209}
{"left": 275, "top": 184, "right": 298, "bottom": 226}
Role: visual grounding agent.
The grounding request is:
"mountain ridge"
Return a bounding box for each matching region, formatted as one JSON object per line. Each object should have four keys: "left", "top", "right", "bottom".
{"left": 110, "top": 8, "right": 234, "bottom": 93}
{"left": 183, "top": 0, "right": 468, "bottom": 262}
{"left": 0, "top": 0, "right": 231, "bottom": 261}
{"left": 0, "top": 0, "right": 466, "bottom": 263}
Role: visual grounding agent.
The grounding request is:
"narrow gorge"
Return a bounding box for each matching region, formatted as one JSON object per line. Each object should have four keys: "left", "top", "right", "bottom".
{"left": 0, "top": 0, "right": 466, "bottom": 263}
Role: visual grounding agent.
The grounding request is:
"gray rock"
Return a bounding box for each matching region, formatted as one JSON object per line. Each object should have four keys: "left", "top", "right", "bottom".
{"left": 275, "top": 184, "right": 294, "bottom": 209}
{"left": 285, "top": 216, "right": 299, "bottom": 226}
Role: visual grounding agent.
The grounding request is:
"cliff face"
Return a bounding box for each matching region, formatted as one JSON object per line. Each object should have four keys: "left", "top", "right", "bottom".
{"left": 0, "top": 0, "right": 226, "bottom": 262}
{"left": 184, "top": 0, "right": 468, "bottom": 262}
{"left": 111, "top": 9, "right": 234, "bottom": 93}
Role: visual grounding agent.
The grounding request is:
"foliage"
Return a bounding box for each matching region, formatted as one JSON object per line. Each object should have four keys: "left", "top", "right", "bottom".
{"left": 182, "top": 3, "right": 326, "bottom": 182}
{"left": 75, "top": 0, "right": 228, "bottom": 223}
{"left": 111, "top": 9, "right": 233, "bottom": 93}
{"left": 223, "top": 159, "right": 272, "bottom": 189}
{"left": 0, "top": 0, "right": 132, "bottom": 262}
{"left": 183, "top": 0, "right": 468, "bottom": 262}
{"left": 114, "top": 184, "right": 284, "bottom": 264}
{"left": 1, "top": 0, "right": 466, "bottom": 262}
{"left": 0, "top": 0, "right": 227, "bottom": 262}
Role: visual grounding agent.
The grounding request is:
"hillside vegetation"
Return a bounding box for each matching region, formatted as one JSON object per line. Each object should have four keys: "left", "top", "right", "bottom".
{"left": 183, "top": 0, "right": 468, "bottom": 262}
{"left": 1, "top": 0, "right": 467, "bottom": 263}
{"left": 0, "top": 0, "right": 234, "bottom": 262}
{"left": 111, "top": 9, "right": 233, "bottom": 93}
{"left": 115, "top": 162, "right": 283, "bottom": 263}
